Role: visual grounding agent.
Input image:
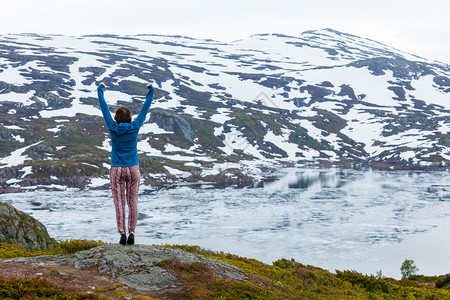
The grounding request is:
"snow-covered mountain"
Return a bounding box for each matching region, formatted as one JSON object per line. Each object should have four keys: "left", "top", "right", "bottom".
{"left": 0, "top": 29, "right": 449, "bottom": 191}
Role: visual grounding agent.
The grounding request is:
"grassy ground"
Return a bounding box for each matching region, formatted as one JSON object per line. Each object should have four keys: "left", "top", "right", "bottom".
{"left": 1, "top": 241, "right": 449, "bottom": 299}
{"left": 0, "top": 240, "right": 107, "bottom": 299}
{"left": 0, "top": 276, "right": 103, "bottom": 300}
{"left": 0, "top": 239, "right": 105, "bottom": 259}
{"left": 162, "top": 244, "right": 450, "bottom": 300}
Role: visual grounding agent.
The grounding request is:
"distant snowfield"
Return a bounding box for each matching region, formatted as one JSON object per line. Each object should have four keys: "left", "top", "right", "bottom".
{"left": 411, "top": 75, "right": 449, "bottom": 107}
{"left": 0, "top": 29, "right": 449, "bottom": 181}
{"left": 1, "top": 33, "right": 448, "bottom": 117}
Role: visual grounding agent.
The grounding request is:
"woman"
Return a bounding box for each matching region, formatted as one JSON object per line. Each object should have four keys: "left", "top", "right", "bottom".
{"left": 97, "top": 81, "right": 155, "bottom": 245}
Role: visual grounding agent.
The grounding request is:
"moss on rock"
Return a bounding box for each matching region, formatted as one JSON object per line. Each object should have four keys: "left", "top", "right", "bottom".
{"left": 0, "top": 202, "right": 56, "bottom": 250}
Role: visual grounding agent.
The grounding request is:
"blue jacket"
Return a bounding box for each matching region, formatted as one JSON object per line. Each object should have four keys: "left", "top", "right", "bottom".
{"left": 97, "top": 83, "right": 155, "bottom": 167}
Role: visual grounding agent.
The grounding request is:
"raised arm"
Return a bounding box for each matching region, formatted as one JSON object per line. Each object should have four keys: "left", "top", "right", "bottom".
{"left": 134, "top": 83, "right": 155, "bottom": 127}
{"left": 97, "top": 83, "right": 116, "bottom": 130}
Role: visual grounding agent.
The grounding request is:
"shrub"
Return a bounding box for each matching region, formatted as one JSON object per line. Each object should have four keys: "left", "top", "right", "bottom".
{"left": 401, "top": 259, "right": 419, "bottom": 279}
{"left": 436, "top": 273, "right": 450, "bottom": 288}
{"left": 336, "top": 270, "right": 390, "bottom": 293}
{"left": 57, "top": 239, "right": 106, "bottom": 255}
{"left": 0, "top": 276, "right": 102, "bottom": 299}
{"left": 0, "top": 239, "right": 106, "bottom": 259}
{"left": 0, "top": 242, "right": 47, "bottom": 259}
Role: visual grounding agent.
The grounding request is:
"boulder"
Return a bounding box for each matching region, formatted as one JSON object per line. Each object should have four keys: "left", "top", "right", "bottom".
{"left": 0, "top": 202, "right": 56, "bottom": 250}
{"left": 149, "top": 108, "right": 196, "bottom": 144}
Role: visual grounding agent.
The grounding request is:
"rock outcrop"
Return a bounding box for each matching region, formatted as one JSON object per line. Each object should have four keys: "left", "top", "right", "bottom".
{"left": 1, "top": 203, "right": 251, "bottom": 294}
{"left": 0, "top": 202, "right": 56, "bottom": 250}
{"left": 8, "top": 244, "right": 250, "bottom": 292}
{"left": 149, "top": 107, "right": 196, "bottom": 144}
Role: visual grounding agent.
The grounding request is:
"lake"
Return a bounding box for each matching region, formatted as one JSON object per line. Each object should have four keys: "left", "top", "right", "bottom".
{"left": 1, "top": 168, "right": 449, "bottom": 279}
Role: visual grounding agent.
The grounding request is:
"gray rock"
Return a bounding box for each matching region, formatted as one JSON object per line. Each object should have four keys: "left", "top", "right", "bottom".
{"left": 7, "top": 244, "right": 250, "bottom": 292}
{"left": 118, "top": 268, "right": 179, "bottom": 292}
{"left": 148, "top": 108, "right": 196, "bottom": 144}
{"left": 0, "top": 202, "right": 56, "bottom": 250}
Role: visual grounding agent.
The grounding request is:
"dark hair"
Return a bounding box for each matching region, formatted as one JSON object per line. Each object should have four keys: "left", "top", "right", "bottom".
{"left": 114, "top": 106, "right": 132, "bottom": 123}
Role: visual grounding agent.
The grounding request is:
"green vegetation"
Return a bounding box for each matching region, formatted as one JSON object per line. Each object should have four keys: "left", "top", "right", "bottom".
{"left": 381, "top": 111, "right": 440, "bottom": 138}
{"left": 336, "top": 270, "right": 450, "bottom": 299}
{"left": 156, "top": 259, "right": 276, "bottom": 299}
{"left": 226, "top": 104, "right": 297, "bottom": 159}
{"left": 1, "top": 241, "right": 450, "bottom": 299}
{"left": 119, "top": 80, "right": 149, "bottom": 95}
{"left": 289, "top": 127, "right": 325, "bottom": 150}
{"left": 176, "top": 84, "right": 212, "bottom": 104}
{"left": 0, "top": 243, "right": 46, "bottom": 259}
{"left": 308, "top": 108, "right": 347, "bottom": 134}
{"left": 400, "top": 259, "right": 419, "bottom": 279}
{"left": 0, "top": 239, "right": 105, "bottom": 259}
{"left": 23, "top": 157, "right": 108, "bottom": 179}
{"left": 162, "top": 244, "right": 450, "bottom": 299}
{"left": 191, "top": 118, "right": 225, "bottom": 155}
{"left": 79, "top": 97, "right": 100, "bottom": 108}
{"left": 435, "top": 274, "right": 450, "bottom": 289}
{"left": 56, "top": 239, "right": 106, "bottom": 255}
{"left": 0, "top": 277, "right": 103, "bottom": 300}
{"left": 139, "top": 155, "right": 170, "bottom": 174}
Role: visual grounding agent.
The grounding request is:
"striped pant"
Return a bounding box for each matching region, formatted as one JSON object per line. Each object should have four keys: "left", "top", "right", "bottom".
{"left": 110, "top": 165, "right": 141, "bottom": 235}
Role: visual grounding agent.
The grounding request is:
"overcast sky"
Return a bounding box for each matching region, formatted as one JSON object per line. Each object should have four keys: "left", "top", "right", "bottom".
{"left": 2, "top": 0, "right": 450, "bottom": 64}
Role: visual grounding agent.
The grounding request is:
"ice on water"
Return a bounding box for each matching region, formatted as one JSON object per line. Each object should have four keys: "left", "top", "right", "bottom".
{"left": 1, "top": 168, "right": 449, "bottom": 279}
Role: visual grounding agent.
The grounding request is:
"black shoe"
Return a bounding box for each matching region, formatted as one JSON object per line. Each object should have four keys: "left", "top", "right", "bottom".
{"left": 119, "top": 234, "right": 127, "bottom": 244}
{"left": 127, "top": 233, "right": 135, "bottom": 245}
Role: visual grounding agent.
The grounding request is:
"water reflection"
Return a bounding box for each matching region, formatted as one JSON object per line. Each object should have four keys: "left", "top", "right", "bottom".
{"left": 262, "top": 168, "right": 345, "bottom": 191}
{"left": 426, "top": 185, "right": 450, "bottom": 200}
{"left": 1, "top": 168, "right": 450, "bottom": 279}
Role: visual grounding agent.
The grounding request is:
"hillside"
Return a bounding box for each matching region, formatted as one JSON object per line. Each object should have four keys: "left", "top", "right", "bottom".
{"left": 0, "top": 29, "right": 449, "bottom": 191}
{"left": 2, "top": 243, "right": 450, "bottom": 299}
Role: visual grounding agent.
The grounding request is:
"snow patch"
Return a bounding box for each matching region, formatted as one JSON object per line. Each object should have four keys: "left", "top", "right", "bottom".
{"left": 12, "top": 134, "right": 25, "bottom": 143}
{"left": 4, "top": 125, "right": 24, "bottom": 130}
{"left": 89, "top": 177, "right": 110, "bottom": 188}
{"left": 164, "top": 166, "right": 191, "bottom": 178}
{"left": 20, "top": 166, "right": 33, "bottom": 179}
{"left": 140, "top": 122, "right": 172, "bottom": 134}
{"left": 0, "top": 141, "right": 42, "bottom": 168}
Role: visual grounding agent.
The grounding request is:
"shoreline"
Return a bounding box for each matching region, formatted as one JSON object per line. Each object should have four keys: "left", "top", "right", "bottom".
{"left": 2, "top": 171, "right": 449, "bottom": 283}
{"left": 1, "top": 159, "right": 449, "bottom": 193}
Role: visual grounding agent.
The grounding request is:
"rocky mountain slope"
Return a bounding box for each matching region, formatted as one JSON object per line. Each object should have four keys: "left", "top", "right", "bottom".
{"left": 0, "top": 29, "right": 449, "bottom": 191}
